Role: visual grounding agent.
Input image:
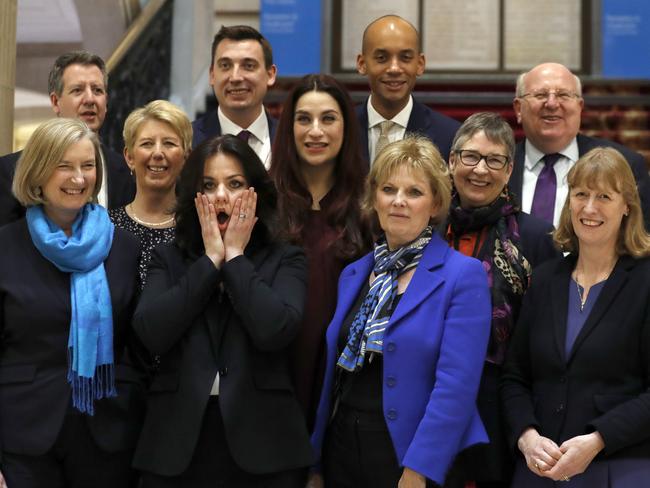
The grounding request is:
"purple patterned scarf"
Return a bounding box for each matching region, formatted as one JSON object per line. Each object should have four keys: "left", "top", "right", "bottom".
{"left": 447, "top": 187, "right": 532, "bottom": 364}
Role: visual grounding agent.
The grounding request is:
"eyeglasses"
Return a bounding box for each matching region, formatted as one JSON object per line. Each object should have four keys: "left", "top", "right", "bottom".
{"left": 519, "top": 90, "right": 581, "bottom": 103}
{"left": 456, "top": 150, "right": 509, "bottom": 170}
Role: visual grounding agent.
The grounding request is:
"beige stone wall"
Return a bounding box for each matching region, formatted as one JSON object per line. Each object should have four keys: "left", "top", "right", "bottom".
{"left": 0, "top": 0, "right": 17, "bottom": 155}
{"left": 214, "top": 0, "right": 259, "bottom": 31}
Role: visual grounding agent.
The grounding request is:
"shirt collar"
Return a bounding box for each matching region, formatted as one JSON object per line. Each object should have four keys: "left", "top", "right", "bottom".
{"left": 367, "top": 95, "right": 413, "bottom": 129}
{"left": 217, "top": 106, "right": 268, "bottom": 142}
{"left": 524, "top": 137, "right": 579, "bottom": 170}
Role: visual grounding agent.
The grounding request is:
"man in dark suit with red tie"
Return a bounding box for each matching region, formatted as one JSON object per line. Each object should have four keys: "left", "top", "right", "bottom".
{"left": 355, "top": 15, "right": 460, "bottom": 164}
{"left": 0, "top": 50, "right": 134, "bottom": 227}
{"left": 192, "top": 25, "right": 278, "bottom": 169}
{"left": 510, "top": 62, "right": 650, "bottom": 228}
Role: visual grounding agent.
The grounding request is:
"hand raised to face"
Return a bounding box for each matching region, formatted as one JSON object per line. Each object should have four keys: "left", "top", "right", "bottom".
{"left": 195, "top": 192, "right": 225, "bottom": 268}
{"left": 223, "top": 187, "right": 258, "bottom": 261}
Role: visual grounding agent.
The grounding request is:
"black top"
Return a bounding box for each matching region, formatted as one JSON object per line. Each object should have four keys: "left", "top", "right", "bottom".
{"left": 337, "top": 281, "right": 403, "bottom": 412}
{"left": 109, "top": 206, "right": 175, "bottom": 290}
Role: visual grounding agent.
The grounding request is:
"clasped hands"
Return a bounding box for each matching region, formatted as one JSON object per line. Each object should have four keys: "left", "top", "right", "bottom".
{"left": 195, "top": 188, "right": 258, "bottom": 268}
{"left": 518, "top": 427, "right": 605, "bottom": 482}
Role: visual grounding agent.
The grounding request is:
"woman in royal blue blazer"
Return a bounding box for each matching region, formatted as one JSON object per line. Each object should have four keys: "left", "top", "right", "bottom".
{"left": 309, "top": 136, "right": 492, "bottom": 487}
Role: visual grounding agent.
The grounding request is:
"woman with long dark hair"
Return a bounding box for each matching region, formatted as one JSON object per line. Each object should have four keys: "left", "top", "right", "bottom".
{"left": 133, "top": 135, "right": 313, "bottom": 487}
{"left": 270, "top": 74, "right": 371, "bottom": 427}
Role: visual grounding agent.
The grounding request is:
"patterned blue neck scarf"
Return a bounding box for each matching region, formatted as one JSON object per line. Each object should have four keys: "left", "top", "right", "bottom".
{"left": 337, "top": 226, "right": 432, "bottom": 372}
{"left": 26, "top": 204, "right": 116, "bottom": 415}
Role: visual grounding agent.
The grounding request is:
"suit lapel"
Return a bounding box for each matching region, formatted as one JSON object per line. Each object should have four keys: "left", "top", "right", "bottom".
{"left": 405, "top": 99, "right": 431, "bottom": 135}
{"left": 356, "top": 101, "right": 371, "bottom": 164}
{"left": 551, "top": 257, "right": 573, "bottom": 362}
{"left": 566, "top": 256, "right": 632, "bottom": 362}
{"left": 511, "top": 141, "right": 525, "bottom": 201}
{"left": 576, "top": 133, "right": 593, "bottom": 156}
{"left": 267, "top": 112, "right": 277, "bottom": 139}
{"left": 389, "top": 236, "right": 446, "bottom": 327}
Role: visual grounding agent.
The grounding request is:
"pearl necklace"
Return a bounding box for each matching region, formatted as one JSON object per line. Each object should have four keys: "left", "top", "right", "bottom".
{"left": 128, "top": 204, "right": 175, "bottom": 228}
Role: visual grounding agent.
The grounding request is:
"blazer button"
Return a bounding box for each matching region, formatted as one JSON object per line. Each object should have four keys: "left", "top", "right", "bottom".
{"left": 386, "top": 342, "right": 396, "bottom": 352}
{"left": 387, "top": 408, "right": 398, "bottom": 420}
{"left": 386, "top": 376, "right": 396, "bottom": 387}
{"left": 219, "top": 367, "right": 228, "bottom": 376}
{"left": 555, "top": 403, "right": 564, "bottom": 413}
{"left": 559, "top": 376, "right": 566, "bottom": 383}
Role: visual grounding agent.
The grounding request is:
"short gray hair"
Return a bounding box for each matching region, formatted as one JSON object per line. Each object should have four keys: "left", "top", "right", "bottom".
{"left": 451, "top": 112, "right": 515, "bottom": 161}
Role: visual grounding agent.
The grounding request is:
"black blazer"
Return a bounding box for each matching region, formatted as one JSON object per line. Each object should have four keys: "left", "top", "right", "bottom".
{"left": 445, "top": 210, "right": 560, "bottom": 483}
{"left": 510, "top": 134, "right": 650, "bottom": 227}
{"left": 191, "top": 108, "right": 278, "bottom": 149}
{"left": 132, "top": 242, "right": 314, "bottom": 476}
{"left": 0, "top": 219, "right": 144, "bottom": 455}
{"left": 501, "top": 254, "right": 650, "bottom": 463}
{"left": 0, "top": 144, "right": 135, "bottom": 227}
{"left": 355, "top": 97, "right": 460, "bottom": 163}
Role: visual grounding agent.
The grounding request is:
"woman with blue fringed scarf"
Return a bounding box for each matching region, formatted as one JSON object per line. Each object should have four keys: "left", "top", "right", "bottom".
{"left": 309, "top": 136, "right": 492, "bottom": 488}
{"left": 0, "top": 118, "right": 145, "bottom": 488}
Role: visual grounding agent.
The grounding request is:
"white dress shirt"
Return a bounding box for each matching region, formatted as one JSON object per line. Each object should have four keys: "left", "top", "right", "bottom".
{"left": 367, "top": 95, "right": 413, "bottom": 163}
{"left": 521, "top": 138, "right": 579, "bottom": 227}
{"left": 218, "top": 106, "right": 272, "bottom": 169}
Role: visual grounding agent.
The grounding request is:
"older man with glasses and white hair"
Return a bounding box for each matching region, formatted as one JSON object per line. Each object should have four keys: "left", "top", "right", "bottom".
{"left": 509, "top": 62, "right": 650, "bottom": 228}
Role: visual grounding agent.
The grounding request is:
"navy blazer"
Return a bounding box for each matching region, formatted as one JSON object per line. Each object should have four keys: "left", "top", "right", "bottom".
{"left": 191, "top": 108, "right": 278, "bottom": 149}
{"left": 0, "top": 144, "right": 134, "bottom": 227}
{"left": 132, "top": 242, "right": 313, "bottom": 476}
{"left": 0, "top": 219, "right": 144, "bottom": 455}
{"left": 311, "top": 234, "right": 492, "bottom": 484}
{"left": 510, "top": 134, "right": 650, "bottom": 228}
{"left": 355, "top": 97, "right": 460, "bottom": 164}
{"left": 501, "top": 254, "right": 650, "bottom": 485}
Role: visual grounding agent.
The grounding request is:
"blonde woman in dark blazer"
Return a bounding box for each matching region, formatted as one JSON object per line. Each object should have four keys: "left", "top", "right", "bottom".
{"left": 501, "top": 147, "right": 650, "bottom": 487}
{"left": 0, "top": 118, "right": 143, "bottom": 487}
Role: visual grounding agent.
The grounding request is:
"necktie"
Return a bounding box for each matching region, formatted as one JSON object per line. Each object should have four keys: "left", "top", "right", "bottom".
{"left": 530, "top": 153, "right": 562, "bottom": 223}
{"left": 237, "top": 130, "right": 251, "bottom": 143}
{"left": 374, "top": 121, "right": 395, "bottom": 160}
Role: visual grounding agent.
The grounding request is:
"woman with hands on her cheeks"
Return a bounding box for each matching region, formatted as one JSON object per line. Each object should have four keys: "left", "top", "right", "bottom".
{"left": 132, "top": 135, "right": 313, "bottom": 488}
{"left": 310, "top": 136, "right": 492, "bottom": 488}
{"left": 501, "top": 147, "right": 650, "bottom": 487}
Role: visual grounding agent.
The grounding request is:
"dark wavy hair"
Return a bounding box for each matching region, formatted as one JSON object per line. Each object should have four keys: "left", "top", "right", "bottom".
{"left": 175, "top": 135, "right": 277, "bottom": 258}
{"left": 270, "top": 74, "right": 370, "bottom": 259}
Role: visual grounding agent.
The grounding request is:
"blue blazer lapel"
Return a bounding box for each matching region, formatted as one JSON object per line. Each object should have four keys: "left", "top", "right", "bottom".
{"left": 567, "top": 256, "right": 632, "bottom": 362}
{"left": 390, "top": 236, "right": 447, "bottom": 326}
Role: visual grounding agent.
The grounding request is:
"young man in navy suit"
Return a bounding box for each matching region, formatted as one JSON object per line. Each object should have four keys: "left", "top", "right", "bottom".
{"left": 192, "top": 25, "right": 278, "bottom": 168}
{"left": 355, "top": 15, "right": 460, "bottom": 164}
{"left": 0, "top": 51, "right": 134, "bottom": 226}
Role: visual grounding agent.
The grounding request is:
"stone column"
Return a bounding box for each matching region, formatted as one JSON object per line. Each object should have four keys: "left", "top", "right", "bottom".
{"left": 0, "top": 0, "right": 17, "bottom": 155}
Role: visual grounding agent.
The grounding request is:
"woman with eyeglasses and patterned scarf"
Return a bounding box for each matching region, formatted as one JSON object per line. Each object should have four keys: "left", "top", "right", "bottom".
{"left": 443, "top": 112, "right": 559, "bottom": 488}
{"left": 309, "top": 135, "right": 492, "bottom": 488}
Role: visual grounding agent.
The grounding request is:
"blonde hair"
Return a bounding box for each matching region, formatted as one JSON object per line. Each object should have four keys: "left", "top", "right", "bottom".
{"left": 553, "top": 146, "right": 650, "bottom": 257}
{"left": 123, "top": 100, "right": 192, "bottom": 156}
{"left": 362, "top": 135, "right": 451, "bottom": 224}
{"left": 13, "top": 118, "right": 101, "bottom": 206}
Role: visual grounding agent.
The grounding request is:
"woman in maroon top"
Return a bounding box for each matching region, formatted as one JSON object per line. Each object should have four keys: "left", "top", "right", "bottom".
{"left": 270, "top": 74, "right": 371, "bottom": 429}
